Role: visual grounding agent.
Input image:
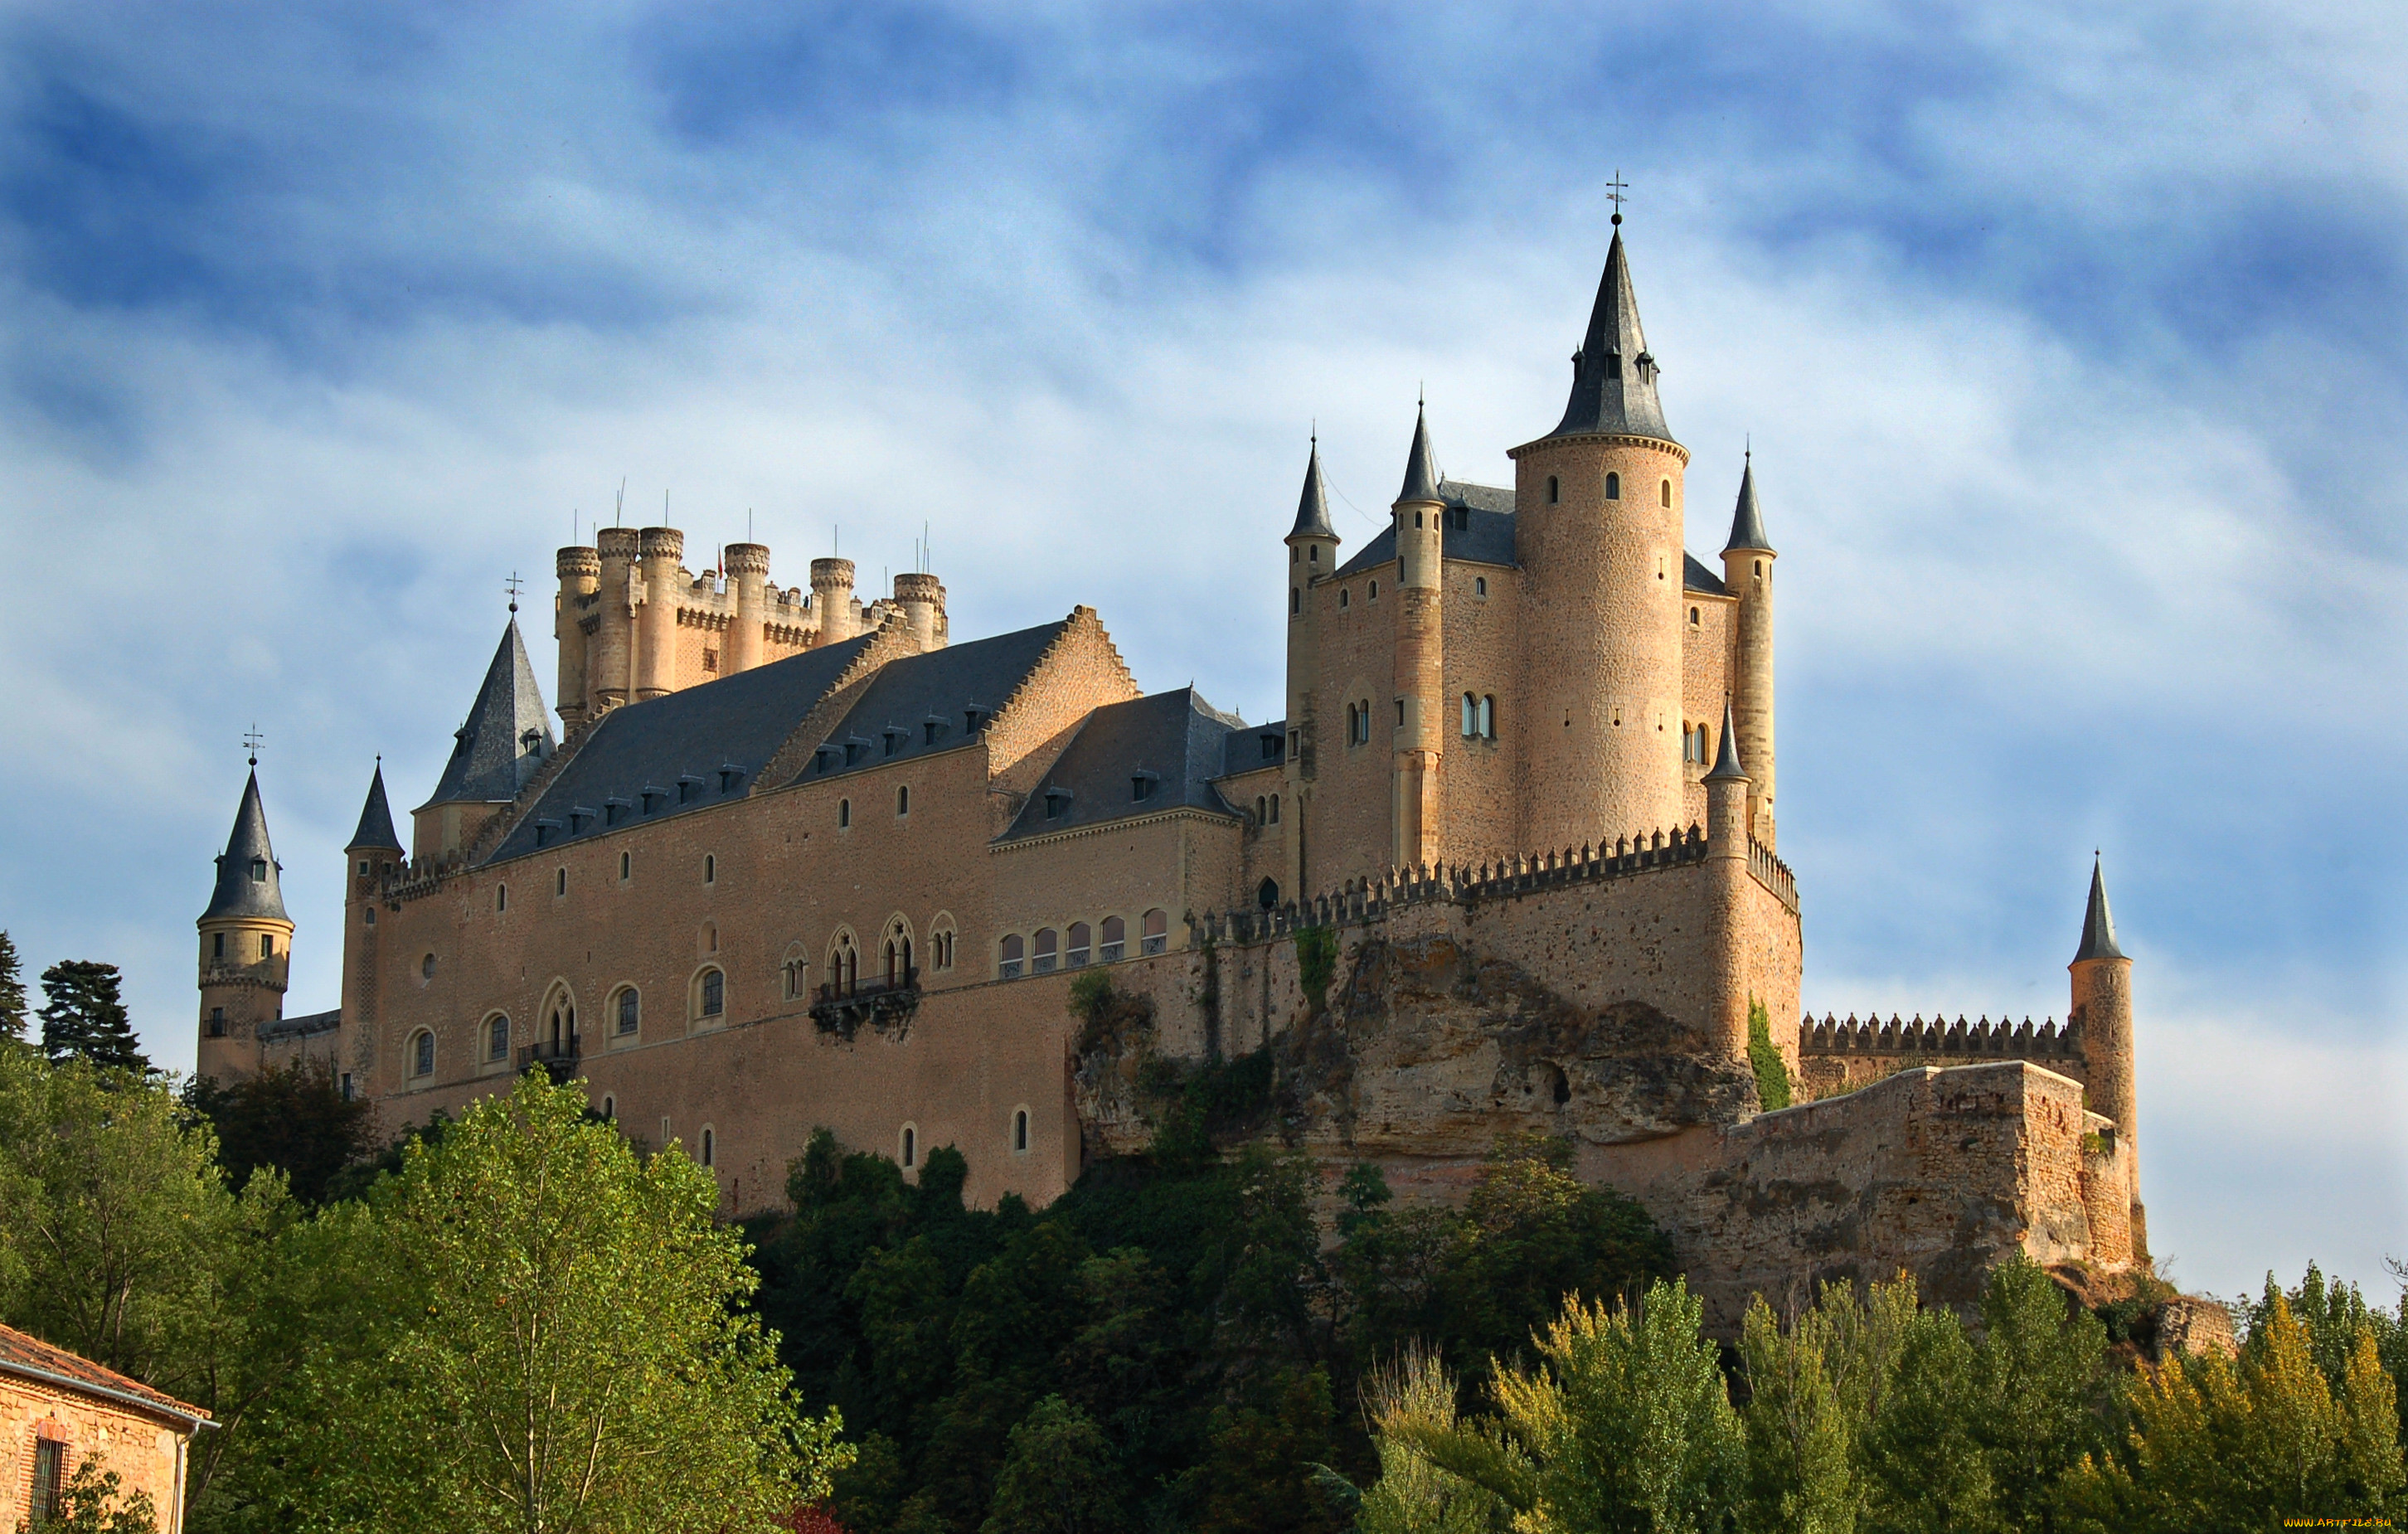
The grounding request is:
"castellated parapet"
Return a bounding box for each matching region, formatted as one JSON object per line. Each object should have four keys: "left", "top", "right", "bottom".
{"left": 198, "top": 219, "right": 2150, "bottom": 1324}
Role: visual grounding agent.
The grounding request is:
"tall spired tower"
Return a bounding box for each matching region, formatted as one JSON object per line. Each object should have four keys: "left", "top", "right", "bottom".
{"left": 196, "top": 764, "right": 293, "bottom": 1081}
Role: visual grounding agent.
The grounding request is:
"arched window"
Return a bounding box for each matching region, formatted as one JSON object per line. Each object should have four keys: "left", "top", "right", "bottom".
{"left": 1344, "top": 702, "right": 1357, "bottom": 744}
{"left": 1032, "top": 928, "right": 1059, "bottom": 974}
{"left": 411, "top": 1029, "right": 435, "bottom": 1078}
{"left": 364, "top": 906, "right": 376, "bottom": 926}
{"left": 897, "top": 784, "right": 910, "bottom": 816}
{"left": 1257, "top": 877, "right": 1279, "bottom": 910}
{"left": 1660, "top": 478, "right": 1673, "bottom": 508}
{"left": 828, "top": 931, "right": 860, "bottom": 995}
{"left": 694, "top": 967, "right": 726, "bottom": 1019}
{"left": 544, "top": 989, "right": 577, "bottom": 1056}
{"left": 1339, "top": 588, "right": 1350, "bottom": 609}
{"left": 486, "top": 1013, "right": 510, "bottom": 1062}
{"left": 496, "top": 884, "right": 507, "bottom": 913}
{"left": 1255, "top": 795, "right": 1266, "bottom": 823}
{"left": 556, "top": 867, "right": 566, "bottom": 896}
{"left": 1066, "top": 922, "right": 1091, "bottom": 968}
{"left": 1269, "top": 794, "right": 1280, "bottom": 824}
{"left": 882, "top": 915, "right": 914, "bottom": 988}
{"left": 601, "top": 1095, "right": 614, "bottom": 1120}
{"left": 900, "top": 1124, "right": 918, "bottom": 1169}
{"left": 1099, "top": 915, "right": 1125, "bottom": 963}
{"left": 421, "top": 953, "right": 436, "bottom": 979}
{"left": 703, "top": 854, "right": 716, "bottom": 884}
{"left": 616, "top": 986, "right": 640, "bottom": 1036}
{"left": 619, "top": 850, "right": 631, "bottom": 881}
{"left": 700, "top": 1128, "right": 715, "bottom": 1168}
{"left": 1690, "top": 606, "right": 1701, "bottom": 625}
{"left": 837, "top": 798, "right": 850, "bottom": 828}
{"left": 1479, "top": 696, "right": 1496, "bottom": 740}
{"left": 1012, "top": 1108, "right": 1030, "bottom": 1153}
{"left": 1141, "top": 909, "right": 1168, "bottom": 956}
{"left": 1368, "top": 579, "right": 1379, "bottom": 600}
{"left": 1605, "top": 471, "right": 1621, "bottom": 501}
{"left": 998, "top": 934, "right": 1024, "bottom": 979}
{"left": 1461, "top": 693, "right": 1478, "bottom": 737}
{"left": 1474, "top": 575, "right": 1487, "bottom": 597}
{"left": 1546, "top": 474, "right": 1560, "bottom": 503}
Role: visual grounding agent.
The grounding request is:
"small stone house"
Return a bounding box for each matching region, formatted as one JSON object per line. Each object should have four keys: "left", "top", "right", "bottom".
{"left": 0, "top": 1323, "right": 208, "bottom": 1532}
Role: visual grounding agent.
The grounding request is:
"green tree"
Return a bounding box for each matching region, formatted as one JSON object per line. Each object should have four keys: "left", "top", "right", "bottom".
{"left": 184, "top": 1059, "right": 377, "bottom": 1205}
{"left": 0, "top": 930, "right": 27, "bottom": 1042}
{"left": 1970, "top": 1260, "right": 2109, "bottom": 1528}
{"left": 1185, "top": 1365, "right": 1347, "bottom": 1534}
{"left": 300, "top": 1071, "right": 850, "bottom": 1534}
{"left": 980, "top": 1396, "right": 1129, "bottom": 1534}
{"left": 1738, "top": 1289, "right": 1860, "bottom": 1534}
{"left": 1392, "top": 1278, "right": 1745, "bottom": 1534}
{"left": 1356, "top": 1344, "right": 1511, "bottom": 1534}
{"left": 1745, "top": 998, "right": 1790, "bottom": 1110}
{"left": 17, "top": 1456, "right": 160, "bottom": 1534}
{"left": 38, "top": 960, "right": 147, "bottom": 1073}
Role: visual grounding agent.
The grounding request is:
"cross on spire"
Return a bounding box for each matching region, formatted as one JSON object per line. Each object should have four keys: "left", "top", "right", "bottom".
{"left": 1606, "top": 169, "right": 1629, "bottom": 226}
{"left": 505, "top": 572, "right": 523, "bottom": 614}
{"left": 242, "top": 725, "right": 265, "bottom": 767}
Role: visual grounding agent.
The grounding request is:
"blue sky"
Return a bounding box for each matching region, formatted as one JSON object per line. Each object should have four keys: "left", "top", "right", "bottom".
{"left": 0, "top": 1, "right": 2400, "bottom": 1300}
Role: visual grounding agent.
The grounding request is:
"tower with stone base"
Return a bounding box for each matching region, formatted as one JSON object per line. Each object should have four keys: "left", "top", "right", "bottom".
{"left": 195, "top": 766, "right": 293, "bottom": 1082}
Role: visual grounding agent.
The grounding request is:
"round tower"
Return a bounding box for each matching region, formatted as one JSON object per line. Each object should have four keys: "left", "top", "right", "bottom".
{"left": 342, "top": 763, "right": 403, "bottom": 1100}
{"left": 555, "top": 543, "right": 599, "bottom": 728}
{"left": 1702, "top": 704, "right": 1753, "bottom": 1069}
{"left": 811, "top": 557, "right": 857, "bottom": 647}
{"left": 1283, "top": 437, "right": 1339, "bottom": 896}
{"left": 635, "top": 526, "right": 683, "bottom": 700}
{"left": 724, "top": 541, "right": 770, "bottom": 674}
{"left": 1720, "top": 456, "right": 1777, "bottom": 848}
{"left": 2070, "top": 857, "right": 2143, "bottom": 1255}
{"left": 592, "top": 527, "right": 640, "bottom": 713}
{"left": 1392, "top": 404, "right": 1447, "bottom": 870}
{"left": 1512, "top": 223, "right": 1689, "bottom": 852}
{"left": 197, "top": 767, "right": 294, "bottom": 1082}
{"left": 894, "top": 570, "right": 945, "bottom": 652}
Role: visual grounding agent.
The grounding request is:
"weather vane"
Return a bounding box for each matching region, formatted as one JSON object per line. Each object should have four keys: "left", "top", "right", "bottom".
{"left": 243, "top": 726, "right": 265, "bottom": 768}
{"left": 505, "top": 572, "right": 524, "bottom": 614}
{"left": 1606, "top": 169, "right": 1629, "bottom": 226}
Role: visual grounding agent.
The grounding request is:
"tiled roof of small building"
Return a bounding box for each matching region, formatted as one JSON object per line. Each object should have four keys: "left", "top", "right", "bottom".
{"left": 421, "top": 619, "right": 557, "bottom": 809}
{"left": 1001, "top": 688, "right": 1245, "bottom": 842}
{"left": 0, "top": 1322, "right": 208, "bottom": 1428}
{"left": 798, "top": 617, "right": 1076, "bottom": 786}
{"left": 199, "top": 770, "right": 289, "bottom": 925}
{"left": 485, "top": 634, "right": 877, "bottom": 862}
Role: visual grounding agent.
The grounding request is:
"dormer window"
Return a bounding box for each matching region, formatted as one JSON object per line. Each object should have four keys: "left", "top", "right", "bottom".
{"left": 1605, "top": 350, "right": 1622, "bottom": 379}
{"left": 250, "top": 857, "right": 268, "bottom": 882}
{"left": 679, "top": 774, "right": 706, "bottom": 802}
{"left": 1131, "top": 772, "right": 1158, "bottom": 803}
{"left": 843, "top": 740, "right": 864, "bottom": 766}
{"left": 1044, "top": 788, "right": 1070, "bottom": 820}
{"left": 964, "top": 706, "right": 984, "bottom": 734}
{"left": 719, "top": 765, "right": 744, "bottom": 792}
{"left": 1260, "top": 734, "right": 1280, "bottom": 760}
{"left": 923, "top": 716, "right": 945, "bottom": 745}
{"left": 813, "top": 747, "right": 834, "bottom": 774}
{"left": 882, "top": 729, "right": 903, "bottom": 757}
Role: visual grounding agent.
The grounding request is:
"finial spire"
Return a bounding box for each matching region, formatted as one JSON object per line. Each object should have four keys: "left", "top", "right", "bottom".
{"left": 1704, "top": 701, "right": 1748, "bottom": 784}
{"left": 1397, "top": 396, "right": 1442, "bottom": 504}
{"left": 1606, "top": 168, "right": 1628, "bottom": 226}
{"left": 2073, "top": 855, "right": 2126, "bottom": 963}
{"left": 242, "top": 725, "right": 263, "bottom": 768}
{"left": 1724, "top": 454, "right": 1772, "bottom": 554}
{"left": 505, "top": 571, "right": 523, "bottom": 614}
{"left": 1288, "top": 432, "right": 1337, "bottom": 541}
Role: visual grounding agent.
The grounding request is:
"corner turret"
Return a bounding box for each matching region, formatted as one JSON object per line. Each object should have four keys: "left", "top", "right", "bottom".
{"left": 197, "top": 767, "right": 294, "bottom": 1080}
{"left": 1702, "top": 703, "right": 1753, "bottom": 1070}
{"left": 1392, "top": 403, "right": 1446, "bottom": 867}
{"left": 1283, "top": 436, "right": 1339, "bottom": 898}
{"left": 2070, "top": 857, "right": 2143, "bottom": 1260}
{"left": 1719, "top": 455, "right": 1778, "bottom": 847}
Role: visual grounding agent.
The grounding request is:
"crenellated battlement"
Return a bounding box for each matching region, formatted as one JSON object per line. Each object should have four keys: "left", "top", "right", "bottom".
{"left": 1799, "top": 1010, "right": 2080, "bottom": 1060}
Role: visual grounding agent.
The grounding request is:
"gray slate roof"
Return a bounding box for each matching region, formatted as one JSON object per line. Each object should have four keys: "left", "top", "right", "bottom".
{"left": 1548, "top": 229, "right": 1677, "bottom": 445}
{"left": 421, "top": 619, "right": 556, "bottom": 810}
{"left": 1336, "top": 480, "right": 1517, "bottom": 577}
{"left": 1725, "top": 459, "right": 1772, "bottom": 554}
{"left": 259, "top": 1007, "right": 340, "bottom": 1042}
{"left": 798, "top": 617, "right": 1075, "bottom": 786}
{"left": 2073, "top": 858, "right": 2126, "bottom": 963}
{"left": 1221, "top": 719, "right": 1286, "bottom": 778}
{"left": 1397, "top": 404, "right": 1442, "bottom": 503}
{"left": 486, "top": 634, "right": 876, "bottom": 863}
{"left": 1683, "top": 554, "right": 1728, "bottom": 596}
{"left": 1002, "top": 688, "right": 1245, "bottom": 842}
{"left": 1703, "top": 701, "right": 1748, "bottom": 784}
{"left": 347, "top": 765, "right": 402, "bottom": 852}
{"left": 200, "top": 771, "right": 289, "bottom": 924}
{"left": 1288, "top": 442, "right": 1336, "bottom": 541}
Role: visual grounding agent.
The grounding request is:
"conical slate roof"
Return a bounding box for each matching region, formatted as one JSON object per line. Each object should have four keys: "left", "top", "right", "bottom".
{"left": 1703, "top": 701, "right": 1748, "bottom": 784}
{"left": 1549, "top": 229, "right": 1677, "bottom": 444}
{"left": 420, "top": 619, "right": 555, "bottom": 809}
{"left": 1724, "top": 457, "right": 1772, "bottom": 554}
{"left": 1396, "top": 402, "right": 1442, "bottom": 503}
{"left": 1288, "top": 439, "right": 1336, "bottom": 541}
{"left": 347, "top": 765, "right": 402, "bottom": 852}
{"left": 2072, "top": 857, "right": 2126, "bottom": 963}
{"left": 200, "top": 770, "right": 289, "bottom": 924}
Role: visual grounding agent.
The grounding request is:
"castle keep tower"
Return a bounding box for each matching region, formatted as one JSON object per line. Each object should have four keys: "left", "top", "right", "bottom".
{"left": 592, "top": 526, "right": 639, "bottom": 712}
{"left": 723, "top": 541, "right": 771, "bottom": 673}
{"left": 1511, "top": 224, "right": 1690, "bottom": 852}
{"left": 1392, "top": 405, "right": 1447, "bottom": 868}
{"left": 1721, "top": 459, "right": 1777, "bottom": 847}
{"left": 634, "top": 527, "right": 683, "bottom": 701}
{"left": 554, "top": 543, "right": 600, "bottom": 729}
{"left": 1284, "top": 439, "right": 1338, "bottom": 895}
{"left": 196, "top": 768, "right": 293, "bottom": 1081}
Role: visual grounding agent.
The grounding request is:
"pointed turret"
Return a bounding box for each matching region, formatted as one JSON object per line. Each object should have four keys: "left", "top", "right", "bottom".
{"left": 1288, "top": 437, "right": 1337, "bottom": 541}
{"left": 420, "top": 619, "right": 556, "bottom": 810}
{"left": 347, "top": 765, "right": 402, "bottom": 852}
{"left": 1724, "top": 455, "right": 1772, "bottom": 554}
{"left": 2073, "top": 856, "right": 2125, "bottom": 963}
{"left": 1550, "top": 227, "right": 1676, "bottom": 444}
{"left": 1702, "top": 701, "right": 1748, "bottom": 784}
{"left": 1397, "top": 400, "right": 1443, "bottom": 505}
{"left": 201, "top": 771, "right": 289, "bottom": 924}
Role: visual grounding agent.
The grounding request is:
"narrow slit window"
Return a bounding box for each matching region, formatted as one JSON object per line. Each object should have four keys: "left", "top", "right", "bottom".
{"left": 1014, "top": 1109, "right": 1029, "bottom": 1152}
{"left": 838, "top": 799, "right": 850, "bottom": 828}
{"left": 1605, "top": 472, "right": 1621, "bottom": 501}
{"left": 1546, "top": 474, "right": 1559, "bottom": 503}
{"left": 1661, "top": 478, "right": 1673, "bottom": 507}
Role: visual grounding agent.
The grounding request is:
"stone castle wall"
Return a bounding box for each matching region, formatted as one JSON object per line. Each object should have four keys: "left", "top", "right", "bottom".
{"left": 1795, "top": 1011, "right": 2088, "bottom": 1100}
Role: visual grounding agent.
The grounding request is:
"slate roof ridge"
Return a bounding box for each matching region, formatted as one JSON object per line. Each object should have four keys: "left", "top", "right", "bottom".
{"left": 200, "top": 769, "right": 289, "bottom": 925}
{"left": 756, "top": 614, "right": 921, "bottom": 788}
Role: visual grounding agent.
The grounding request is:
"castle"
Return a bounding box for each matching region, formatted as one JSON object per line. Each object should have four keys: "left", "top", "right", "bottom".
{"left": 194, "top": 222, "right": 2147, "bottom": 1323}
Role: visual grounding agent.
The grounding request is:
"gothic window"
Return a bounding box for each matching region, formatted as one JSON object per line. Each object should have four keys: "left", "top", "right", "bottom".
{"left": 1141, "top": 909, "right": 1168, "bottom": 956}
{"left": 1345, "top": 702, "right": 1358, "bottom": 744}
{"left": 1032, "top": 929, "right": 1059, "bottom": 974}
{"left": 1257, "top": 877, "right": 1279, "bottom": 910}
{"left": 1479, "top": 696, "right": 1496, "bottom": 740}
{"left": 411, "top": 1029, "right": 435, "bottom": 1078}
{"left": 1099, "top": 915, "right": 1125, "bottom": 963}
{"left": 487, "top": 1013, "right": 509, "bottom": 1061}
{"left": 1462, "top": 693, "right": 1478, "bottom": 737}
{"left": 898, "top": 784, "right": 910, "bottom": 816}
{"left": 930, "top": 915, "right": 958, "bottom": 972}
{"left": 617, "top": 986, "right": 641, "bottom": 1035}
{"left": 998, "top": 934, "right": 1024, "bottom": 979}
{"left": 1270, "top": 794, "right": 1280, "bottom": 824}
{"left": 829, "top": 931, "right": 860, "bottom": 994}
{"left": 1067, "top": 922, "right": 1091, "bottom": 968}
{"left": 882, "top": 916, "right": 914, "bottom": 987}
{"left": 1605, "top": 472, "right": 1621, "bottom": 501}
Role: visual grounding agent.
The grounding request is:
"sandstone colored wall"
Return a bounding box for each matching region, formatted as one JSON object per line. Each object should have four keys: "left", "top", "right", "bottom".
{"left": 1307, "top": 562, "right": 1401, "bottom": 891}
{"left": 1439, "top": 556, "right": 1523, "bottom": 867}
{"left": 0, "top": 1376, "right": 192, "bottom": 1534}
